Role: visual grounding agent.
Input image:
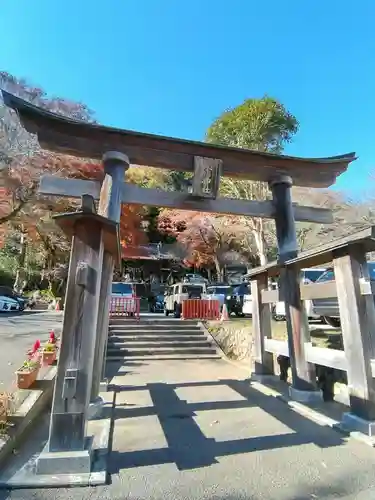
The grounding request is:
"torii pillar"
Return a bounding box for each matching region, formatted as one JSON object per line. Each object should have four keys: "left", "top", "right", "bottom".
{"left": 36, "top": 151, "right": 128, "bottom": 476}
{"left": 91, "top": 152, "right": 129, "bottom": 402}
{"left": 269, "top": 175, "right": 321, "bottom": 401}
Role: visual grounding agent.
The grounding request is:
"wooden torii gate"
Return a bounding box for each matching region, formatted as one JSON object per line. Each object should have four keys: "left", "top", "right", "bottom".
{"left": 2, "top": 91, "right": 356, "bottom": 482}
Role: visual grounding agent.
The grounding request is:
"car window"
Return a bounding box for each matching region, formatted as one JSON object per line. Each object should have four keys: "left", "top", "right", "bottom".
{"left": 214, "top": 287, "right": 231, "bottom": 294}
{"left": 316, "top": 270, "right": 334, "bottom": 283}
{"left": 111, "top": 283, "right": 133, "bottom": 294}
{"left": 182, "top": 285, "right": 203, "bottom": 294}
{"left": 303, "top": 270, "right": 326, "bottom": 283}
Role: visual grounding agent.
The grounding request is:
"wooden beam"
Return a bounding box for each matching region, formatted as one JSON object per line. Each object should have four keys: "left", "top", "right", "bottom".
{"left": 39, "top": 175, "right": 334, "bottom": 224}
{"left": 264, "top": 338, "right": 289, "bottom": 357}
{"left": 261, "top": 280, "right": 374, "bottom": 304}
{"left": 2, "top": 91, "right": 357, "bottom": 187}
{"left": 251, "top": 276, "right": 274, "bottom": 375}
{"left": 245, "top": 225, "right": 375, "bottom": 280}
{"left": 264, "top": 338, "right": 375, "bottom": 377}
{"left": 305, "top": 345, "right": 347, "bottom": 372}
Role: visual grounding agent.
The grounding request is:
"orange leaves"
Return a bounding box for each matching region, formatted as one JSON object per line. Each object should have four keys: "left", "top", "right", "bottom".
{"left": 119, "top": 204, "right": 147, "bottom": 248}
{"left": 157, "top": 209, "right": 235, "bottom": 268}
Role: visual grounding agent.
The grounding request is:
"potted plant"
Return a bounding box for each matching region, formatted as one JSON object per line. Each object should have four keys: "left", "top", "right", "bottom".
{"left": 42, "top": 331, "right": 58, "bottom": 366}
{"left": 16, "top": 359, "right": 41, "bottom": 389}
{"left": 42, "top": 342, "right": 57, "bottom": 366}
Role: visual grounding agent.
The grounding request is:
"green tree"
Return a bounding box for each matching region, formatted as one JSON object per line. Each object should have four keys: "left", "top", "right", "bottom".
{"left": 206, "top": 95, "right": 298, "bottom": 152}
{"left": 206, "top": 96, "right": 299, "bottom": 265}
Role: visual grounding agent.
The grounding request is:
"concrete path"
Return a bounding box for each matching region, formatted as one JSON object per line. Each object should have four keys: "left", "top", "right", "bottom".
{"left": 0, "top": 311, "right": 63, "bottom": 393}
{"left": 6, "top": 355, "right": 375, "bottom": 499}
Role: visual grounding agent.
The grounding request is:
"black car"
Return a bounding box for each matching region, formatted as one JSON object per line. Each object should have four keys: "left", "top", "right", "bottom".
{"left": 226, "top": 282, "right": 250, "bottom": 317}
{"left": 0, "top": 286, "right": 28, "bottom": 311}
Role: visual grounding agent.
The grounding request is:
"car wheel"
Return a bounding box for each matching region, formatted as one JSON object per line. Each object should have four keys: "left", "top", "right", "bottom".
{"left": 235, "top": 312, "right": 245, "bottom": 318}
{"left": 273, "top": 314, "right": 286, "bottom": 322}
{"left": 323, "top": 316, "right": 341, "bottom": 328}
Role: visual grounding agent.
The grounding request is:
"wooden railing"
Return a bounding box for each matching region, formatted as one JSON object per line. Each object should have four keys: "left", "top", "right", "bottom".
{"left": 248, "top": 226, "right": 375, "bottom": 426}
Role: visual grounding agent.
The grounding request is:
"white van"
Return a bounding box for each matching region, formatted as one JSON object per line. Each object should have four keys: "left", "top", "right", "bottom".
{"left": 273, "top": 268, "right": 327, "bottom": 321}
{"left": 164, "top": 282, "right": 207, "bottom": 318}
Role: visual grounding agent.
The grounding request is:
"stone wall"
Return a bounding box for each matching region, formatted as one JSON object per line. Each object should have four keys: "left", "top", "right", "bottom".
{"left": 205, "top": 320, "right": 253, "bottom": 363}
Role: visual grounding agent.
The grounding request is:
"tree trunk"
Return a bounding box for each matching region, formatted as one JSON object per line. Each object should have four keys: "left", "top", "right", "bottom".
{"left": 252, "top": 225, "right": 268, "bottom": 266}
{"left": 213, "top": 255, "right": 223, "bottom": 281}
{"left": 13, "top": 227, "right": 27, "bottom": 292}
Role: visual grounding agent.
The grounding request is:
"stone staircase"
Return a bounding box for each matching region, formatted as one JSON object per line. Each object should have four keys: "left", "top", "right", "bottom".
{"left": 106, "top": 317, "right": 221, "bottom": 360}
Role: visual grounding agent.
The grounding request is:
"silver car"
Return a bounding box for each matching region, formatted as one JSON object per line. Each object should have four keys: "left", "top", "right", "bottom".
{"left": 311, "top": 262, "right": 375, "bottom": 328}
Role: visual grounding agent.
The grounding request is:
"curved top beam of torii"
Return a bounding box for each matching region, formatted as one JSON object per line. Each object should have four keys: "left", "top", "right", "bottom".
{"left": 2, "top": 90, "right": 356, "bottom": 188}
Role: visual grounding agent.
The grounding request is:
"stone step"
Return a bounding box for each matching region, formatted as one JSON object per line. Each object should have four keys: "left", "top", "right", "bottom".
{"left": 107, "top": 347, "right": 217, "bottom": 356}
{"left": 106, "top": 353, "right": 221, "bottom": 361}
{"left": 109, "top": 320, "right": 199, "bottom": 328}
{"left": 108, "top": 329, "right": 203, "bottom": 336}
{"left": 107, "top": 340, "right": 213, "bottom": 349}
{"left": 109, "top": 323, "right": 201, "bottom": 329}
{"left": 108, "top": 319, "right": 199, "bottom": 327}
{"left": 109, "top": 334, "right": 207, "bottom": 342}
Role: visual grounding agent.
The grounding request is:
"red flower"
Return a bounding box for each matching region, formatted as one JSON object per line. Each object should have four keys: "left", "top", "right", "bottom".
{"left": 33, "top": 340, "right": 41, "bottom": 353}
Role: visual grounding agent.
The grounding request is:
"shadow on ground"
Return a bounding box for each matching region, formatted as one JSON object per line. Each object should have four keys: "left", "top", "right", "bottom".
{"left": 107, "top": 375, "right": 345, "bottom": 473}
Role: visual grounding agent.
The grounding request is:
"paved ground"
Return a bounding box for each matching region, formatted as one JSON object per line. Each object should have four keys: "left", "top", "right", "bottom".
{"left": 4, "top": 353, "right": 375, "bottom": 499}
{"left": 0, "top": 311, "right": 63, "bottom": 393}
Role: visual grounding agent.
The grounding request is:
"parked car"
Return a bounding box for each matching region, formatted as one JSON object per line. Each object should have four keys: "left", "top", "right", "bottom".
{"left": 0, "top": 286, "right": 28, "bottom": 311}
{"left": 0, "top": 295, "right": 21, "bottom": 312}
{"left": 310, "top": 262, "right": 375, "bottom": 328}
{"left": 272, "top": 268, "right": 327, "bottom": 321}
{"left": 164, "top": 281, "right": 207, "bottom": 318}
{"left": 206, "top": 284, "right": 232, "bottom": 310}
{"left": 227, "top": 282, "right": 250, "bottom": 317}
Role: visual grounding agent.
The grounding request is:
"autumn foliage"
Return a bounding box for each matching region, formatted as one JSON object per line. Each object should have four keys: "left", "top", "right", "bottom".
{"left": 157, "top": 209, "right": 241, "bottom": 277}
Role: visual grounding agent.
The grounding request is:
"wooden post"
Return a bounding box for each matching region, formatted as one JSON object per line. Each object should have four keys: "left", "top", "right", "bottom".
{"left": 269, "top": 176, "right": 318, "bottom": 399}
{"left": 91, "top": 151, "right": 129, "bottom": 400}
{"left": 334, "top": 245, "right": 375, "bottom": 431}
{"left": 251, "top": 274, "right": 274, "bottom": 375}
{"left": 36, "top": 217, "right": 104, "bottom": 474}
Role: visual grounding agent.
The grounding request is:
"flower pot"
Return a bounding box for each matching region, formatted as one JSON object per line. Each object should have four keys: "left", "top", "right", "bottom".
{"left": 16, "top": 366, "right": 39, "bottom": 389}
{"left": 42, "top": 350, "right": 56, "bottom": 366}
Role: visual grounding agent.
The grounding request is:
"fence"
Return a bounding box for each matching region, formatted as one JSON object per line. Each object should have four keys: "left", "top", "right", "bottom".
{"left": 109, "top": 297, "right": 141, "bottom": 319}
{"left": 181, "top": 299, "right": 220, "bottom": 320}
{"left": 248, "top": 226, "right": 375, "bottom": 433}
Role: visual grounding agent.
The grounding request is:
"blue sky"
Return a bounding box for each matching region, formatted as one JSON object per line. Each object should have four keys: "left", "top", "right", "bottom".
{"left": 1, "top": 0, "right": 374, "bottom": 196}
